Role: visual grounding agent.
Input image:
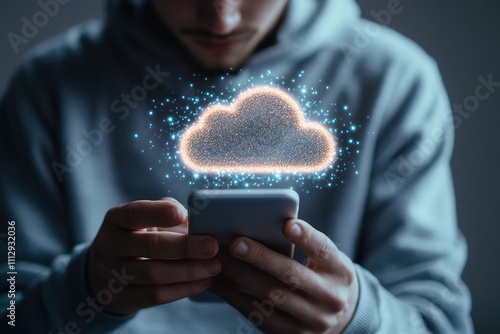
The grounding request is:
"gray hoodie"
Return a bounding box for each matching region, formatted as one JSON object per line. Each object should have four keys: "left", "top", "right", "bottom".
{"left": 0, "top": 0, "right": 473, "bottom": 333}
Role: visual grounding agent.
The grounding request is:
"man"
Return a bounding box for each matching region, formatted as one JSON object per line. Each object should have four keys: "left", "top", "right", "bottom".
{"left": 0, "top": 0, "right": 473, "bottom": 333}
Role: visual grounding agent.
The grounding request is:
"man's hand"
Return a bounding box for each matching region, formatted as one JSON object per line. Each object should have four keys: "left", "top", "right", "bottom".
{"left": 210, "top": 219, "right": 359, "bottom": 334}
{"left": 88, "top": 198, "right": 221, "bottom": 315}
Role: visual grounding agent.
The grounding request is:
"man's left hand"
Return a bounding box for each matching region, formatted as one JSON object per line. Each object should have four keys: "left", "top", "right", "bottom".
{"left": 210, "top": 219, "right": 359, "bottom": 334}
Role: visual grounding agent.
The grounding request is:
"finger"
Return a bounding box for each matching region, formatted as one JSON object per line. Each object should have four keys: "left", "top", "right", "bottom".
{"left": 124, "top": 258, "right": 221, "bottom": 284}
{"left": 210, "top": 276, "right": 305, "bottom": 334}
{"left": 229, "top": 237, "right": 325, "bottom": 296}
{"left": 109, "top": 278, "right": 212, "bottom": 314}
{"left": 116, "top": 231, "right": 219, "bottom": 259}
{"left": 106, "top": 198, "right": 187, "bottom": 231}
{"left": 145, "top": 217, "right": 188, "bottom": 234}
{"left": 217, "top": 250, "right": 325, "bottom": 326}
{"left": 283, "top": 219, "right": 339, "bottom": 270}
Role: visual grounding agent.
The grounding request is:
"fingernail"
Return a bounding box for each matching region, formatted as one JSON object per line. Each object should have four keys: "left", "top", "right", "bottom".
{"left": 233, "top": 240, "right": 249, "bottom": 257}
{"left": 288, "top": 224, "right": 302, "bottom": 238}
{"left": 206, "top": 260, "right": 220, "bottom": 274}
{"left": 199, "top": 239, "right": 216, "bottom": 255}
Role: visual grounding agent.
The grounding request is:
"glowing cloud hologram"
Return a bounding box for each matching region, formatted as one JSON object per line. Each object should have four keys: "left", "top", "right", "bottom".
{"left": 179, "top": 86, "right": 337, "bottom": 174}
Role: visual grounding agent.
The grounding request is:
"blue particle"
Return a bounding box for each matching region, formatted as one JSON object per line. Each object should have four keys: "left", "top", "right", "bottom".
{"left": 343, "top": 105, "right": 348, "bottom": 111}
{"left": 171, "top": 135, "right": 176, "bottom": 140}
{"left": 134, "top": 134, "right": 138, "bottom": 138}
{"left": 349, "top": 139, "right": 353, "bottom": 144}
{"left": 168, "top": 117, "right": 173, "bottom": 122}
{"left": 149, "top": 111, "right": 153, "bottom": 116}
{"left": 193, "top": 173, "right": 199, "bottom": 179}
{"left": 351, "top": 125, "right": 356, "bottom": 131}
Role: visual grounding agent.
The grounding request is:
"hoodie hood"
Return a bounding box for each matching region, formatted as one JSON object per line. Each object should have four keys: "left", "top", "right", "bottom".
{"left": 104, "top": 0, "right": 360, "bottom": 74}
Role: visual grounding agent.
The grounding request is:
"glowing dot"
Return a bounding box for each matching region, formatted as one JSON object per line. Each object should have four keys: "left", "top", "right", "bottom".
{"left": 168, "top": 117, "right": 173, "bottom": 122}
{"left": 343, "top": 105, "right": 348, "bottom": 110}
{"left": 134, "top": 134, "right": 138, "bottom": 138}
{"left": 171, "top": 135, "right": 176, "bottom": 140}
{"left": 149, "top": 111, "right": 153, "bottom": 116}
{"left": 351, "top": 125, "right": 356, "bottom": 131}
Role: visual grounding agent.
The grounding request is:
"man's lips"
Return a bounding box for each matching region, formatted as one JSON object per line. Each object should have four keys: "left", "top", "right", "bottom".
{"left": 188, "top": 34, "right": 253, "bottom": 53}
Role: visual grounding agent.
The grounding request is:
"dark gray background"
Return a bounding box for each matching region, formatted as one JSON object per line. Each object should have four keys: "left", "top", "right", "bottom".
{"left": 1, "top": 1, "right": 498, "bottom": 332}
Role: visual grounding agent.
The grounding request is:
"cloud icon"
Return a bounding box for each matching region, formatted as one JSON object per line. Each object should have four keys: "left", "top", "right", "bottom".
{"left": 179, "top": 86, "right": 336, "bottom": 174}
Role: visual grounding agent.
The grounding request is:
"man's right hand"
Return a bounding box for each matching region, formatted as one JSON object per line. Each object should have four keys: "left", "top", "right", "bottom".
{"left": 87, "top": 198, "right": 220, "bottom": 315}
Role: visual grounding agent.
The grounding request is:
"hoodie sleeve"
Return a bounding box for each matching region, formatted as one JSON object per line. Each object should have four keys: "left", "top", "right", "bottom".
{"left": 342, "top": 53, "right": 473, "bottom": 333}
{"left": 0, "top": 61, "right": 132, "bottom": 333}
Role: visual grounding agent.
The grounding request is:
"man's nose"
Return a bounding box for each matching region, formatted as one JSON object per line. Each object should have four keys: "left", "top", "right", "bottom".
{"left": 204, "top": 0, "right": 242, "bottom": 35}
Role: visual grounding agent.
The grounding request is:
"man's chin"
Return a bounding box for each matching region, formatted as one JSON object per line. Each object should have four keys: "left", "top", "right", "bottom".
{"left": 190, "top": 56, "right": 249, "bottom": 74}
{"left": 183, "top": 45, "right": 253, "bottom": 74}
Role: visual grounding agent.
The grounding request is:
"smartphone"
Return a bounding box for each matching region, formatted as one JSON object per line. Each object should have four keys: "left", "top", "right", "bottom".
{"left": 188, "top": 189, "right": 300, "bottom": 301}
